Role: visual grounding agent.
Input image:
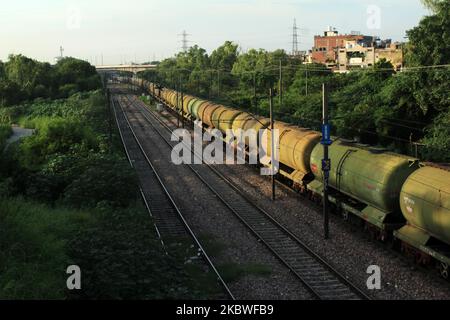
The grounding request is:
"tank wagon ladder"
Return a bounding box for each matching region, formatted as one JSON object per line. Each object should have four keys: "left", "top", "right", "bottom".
{"left": 112, "top": 93, "right": 235, "bottom": 300}
{"left": 127, "top": 95, "right": 371, "bottom": 301}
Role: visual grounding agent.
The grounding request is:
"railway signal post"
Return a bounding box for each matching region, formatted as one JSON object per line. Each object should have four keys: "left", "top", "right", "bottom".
{"left": 322, "top": 83, "right": 331, "bottom": 240}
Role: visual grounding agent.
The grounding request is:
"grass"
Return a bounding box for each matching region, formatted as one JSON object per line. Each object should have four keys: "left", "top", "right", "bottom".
{"left": 0, "top": 197, "right": 93, "bottom": 299}
{"left": 0, "top": 91, "right": 228, "bottom": 299}
{"left": 183, "top": 263, "right": 226, "bottom": 298}
{"left": 198, "top": 233, "right": 229, "bottom": 257}
{"left": 197, "top": 234, "right": 272, "bottom": 284}
{"left": 139, "top": 96, "right": 157, "bottom": 111}
{"left": 218, "top": 263, "right": 272, "bottom": 283}
{"left": 162, "top": 235, "right": 227, "bottom": 298}
{"left": 18, "top": 116, "right": 55, "bottom": 130}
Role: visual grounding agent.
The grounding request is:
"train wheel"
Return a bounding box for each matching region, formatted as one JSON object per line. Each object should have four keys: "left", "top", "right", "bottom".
{"left": 439, "top": 263, "right": 449, "bottom": 280}
{"left": 342, "top": 210, "right": 349, "bottom": 222}
{"left": 390, "top": 238, "right": 399, "bottom": 251}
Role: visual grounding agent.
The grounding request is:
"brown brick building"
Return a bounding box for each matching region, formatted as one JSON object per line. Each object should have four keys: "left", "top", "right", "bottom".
{"left": 312, "top": 28, "right": 375, "bottom": 66}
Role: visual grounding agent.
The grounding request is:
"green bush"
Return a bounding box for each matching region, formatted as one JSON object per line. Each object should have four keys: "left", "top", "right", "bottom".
{"left": 0, "top": 124, "right": 12, "bottom": 149}
{"left": 68, "top": 204, "right": 215, "bottom": 300}
{"left": 59, "top": 84, "right": 79, "bottom": 98}
{"left": 421, "top": 110, "right": 450, "bottom": 162}
{"left": 18, "top": 117, "right": 99, "bottom": 169}
{"left": 0, "top": 198, "right": 93, "bottom": 299}
{"left": 63, "top": 155, "right": 138, "bottom": 209}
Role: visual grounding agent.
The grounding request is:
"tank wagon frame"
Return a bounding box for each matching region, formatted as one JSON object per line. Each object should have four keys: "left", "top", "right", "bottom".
{"left": 125, "top": 76, "right": 450, "bottom": 280}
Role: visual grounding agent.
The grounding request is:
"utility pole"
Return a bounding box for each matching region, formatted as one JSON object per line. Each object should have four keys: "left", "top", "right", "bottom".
{"left": 209, "top": 71, "right": 213, "bottom": 99}
{"left": 279, "top": 60, "right": 283, "bottom": 107}
{"left": 180, "top": 74, "right": 184, "bottom": 128}
{"left": 305, "top": 65, "right": 309, "bottom": 96}
{"left": 253, "top": 72, "right": 258, "bottom": 115}
{"left": 217, "top": 70, "right": 220, "bottom": 98}
{"left": 269, "top": 88, "right": 276, "bottom": 201}
{"left": 321, "top": 83, "right": 331, "bottom": 240}
{"left": 176, "top": 79, "right": 180, "bottom": 127}
{"left": 107, "top": 88, "right": 112, "bottom": 152}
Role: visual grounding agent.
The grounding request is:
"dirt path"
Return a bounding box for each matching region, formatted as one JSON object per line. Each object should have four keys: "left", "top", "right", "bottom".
{"left": 6, "top": 125, "right": 34, "bottom": 145}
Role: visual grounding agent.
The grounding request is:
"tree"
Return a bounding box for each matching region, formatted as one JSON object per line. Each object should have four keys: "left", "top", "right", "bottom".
{"left": 4, "top": 54, "right": 52, "bottom": 98}
{"left": 0, "top": 80, "right": 23, "bottom": 106}
{"left": 210, "top": 41, "right": 239, "bottom": 71}
{"left": 175, "top": 45, "right": 211, "bottom": 96}
{"left": 406, "top": 1, "right": 450, "bottom": 66}
{"left": 421, "top": 0, "right": 446, "bottom": 12}
{"left": 374, "top": 58, "right": 394, "bottom": 78}
{"left": 0, "top": 61, "right": 4, "bottom": 79}
{"left": 210, "top": 41, "right": 239, "bottom": 96}
{"left": 54, "top": 57, "right": 101, "bottom": 95}
{"left": 421, "top": 109, "right": 450, "bottom": 162}
{"left": 232, "top": 49, "right": 274, "bottom": 89}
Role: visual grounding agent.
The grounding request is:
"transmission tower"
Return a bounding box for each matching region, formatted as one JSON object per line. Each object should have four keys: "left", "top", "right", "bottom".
{"left": 292, "top": 18, "right": 299, "bottom": 56}
{"left": 178, "top": 30, "right": 191, "bottom": 52}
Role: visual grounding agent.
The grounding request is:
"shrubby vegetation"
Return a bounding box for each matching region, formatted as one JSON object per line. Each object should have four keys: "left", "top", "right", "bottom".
{"left": 0, "top": 56, "right": 101, "bottom": 106}
{"left": 0, "top": 198, "right": 91, "bottom": 299}
{"left": 0, "top": 58, "right": 217, "bottom": 299}
{"left": 139, "top": 3, "right": 449, "bottom": 161}
{"left": 0, "top": 0, "right": 448, "bottom": 300}
{"left": 0, "top": 124, "right": 12, "bottom": 149}
{"left": 0, "top": 197, "right": 217, "bottom": 300}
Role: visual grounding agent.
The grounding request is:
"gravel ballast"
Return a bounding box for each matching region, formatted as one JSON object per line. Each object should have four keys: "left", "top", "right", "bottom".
{"left": 122, "top": 96, "right": 313, "bottom": 300}
{"left": 151, "top": 100, "right": 450, "bottom": 300}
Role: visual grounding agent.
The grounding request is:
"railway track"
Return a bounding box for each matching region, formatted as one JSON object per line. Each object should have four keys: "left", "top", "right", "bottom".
{"left": 111, "top": 92, "right": 235, "bottom": 300}
{"left": 123, "top": 93, "right": 371, "bottom": 300}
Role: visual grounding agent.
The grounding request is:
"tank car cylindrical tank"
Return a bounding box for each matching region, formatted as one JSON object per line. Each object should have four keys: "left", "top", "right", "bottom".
{"left": 211, "top": 106, "right": 229, "bottom": 129}
{"left": 201, "top": 103, "right": 221, "bottom": 128}
{"left": 218, "top": 109, "right": 243, "bottom": 133}
{"left": 191, "top": 100, "right": 207, "bottom": 120}
{"left": 243, "top": 117, "right": 270, "bottom": 136}
{"left": 399, "top": 166, "right": 450, "bottom": 244}
{"left": 261, "top": 122, "right": 321, "bottom": 181}
{"left": 182, "top": 96, "right": 194, "bottom": 115}
{"left": 310, "top": 139, "right": 419, "bottom": 214}
{"left": 279, "top": 129, "right": 321, "bottom": 177}
{"left": 232, "top": 112, "right": 253, "bottom": 134}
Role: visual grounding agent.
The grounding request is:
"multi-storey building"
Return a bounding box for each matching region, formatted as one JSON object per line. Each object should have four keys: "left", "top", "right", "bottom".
{"left": 311, "top": 27, "right": 374, "bottom": 67}
{"left": 337, "top": 40, "right": 404, "bottom": 72}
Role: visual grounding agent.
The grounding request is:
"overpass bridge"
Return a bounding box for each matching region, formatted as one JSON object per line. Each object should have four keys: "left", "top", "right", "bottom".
{"left": 96, "top": 64, "right": 157, "bottom": 74}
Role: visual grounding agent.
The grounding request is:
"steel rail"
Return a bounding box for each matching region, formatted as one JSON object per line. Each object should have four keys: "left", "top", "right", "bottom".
{"left": 128, "top": 94, "right": 371, "bottom": 300}
{"left": 113, "top": 93, "right": 236, "bottom": 300}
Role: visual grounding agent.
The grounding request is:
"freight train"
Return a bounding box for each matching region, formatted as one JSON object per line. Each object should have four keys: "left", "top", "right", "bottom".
{"left": 125, "top": 76, "right": 450, "bottom": 280}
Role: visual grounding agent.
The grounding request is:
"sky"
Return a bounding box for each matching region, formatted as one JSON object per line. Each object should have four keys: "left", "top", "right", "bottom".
{"left": 0, "top": 0, "right": 430, "bottom": 65}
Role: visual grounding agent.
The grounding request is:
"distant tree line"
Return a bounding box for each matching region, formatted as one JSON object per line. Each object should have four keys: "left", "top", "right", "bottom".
{"left": 0, "top": 55, "right": 102, "bottom": 107}
{"left": 138, "top": 3, "right": 450, "bottom": 162}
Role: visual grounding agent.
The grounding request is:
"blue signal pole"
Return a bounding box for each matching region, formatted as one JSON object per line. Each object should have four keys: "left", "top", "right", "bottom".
{"left": 321, "top": 83, "right": 331, "bottom": 240}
